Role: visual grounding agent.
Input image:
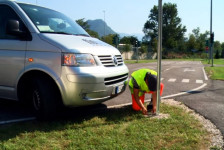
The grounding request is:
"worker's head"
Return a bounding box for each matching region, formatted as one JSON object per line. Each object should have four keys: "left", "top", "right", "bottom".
{"left": 146, "top": 73, "right": 157, "bottom": 91}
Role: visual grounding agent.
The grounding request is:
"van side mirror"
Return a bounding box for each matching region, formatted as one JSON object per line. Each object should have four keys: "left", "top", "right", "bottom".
{"left": 7, "top": 20, "right": 22, "bottom": 35}
{"left": 6, "top": 20, "right": 32, "bottom": 40}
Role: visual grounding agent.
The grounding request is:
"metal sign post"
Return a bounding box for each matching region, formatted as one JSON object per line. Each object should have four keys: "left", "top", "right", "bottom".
{"left": 156, "top": 0, "right": 162, "bottom": 114}
{"left": 210, "top": 0, "right": 214, "bottom": 67}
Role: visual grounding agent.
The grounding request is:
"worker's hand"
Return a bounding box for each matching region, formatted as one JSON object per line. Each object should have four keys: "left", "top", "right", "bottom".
{"left": 142, "top": 107, "right": 148, "bottom": 115}
{"left": 152, "top": 106, "right": 156, "bottom": 114}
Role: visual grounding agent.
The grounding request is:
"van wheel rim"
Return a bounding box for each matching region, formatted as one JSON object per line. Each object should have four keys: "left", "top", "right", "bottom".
{"left": 33, "top": 90, "right": 41, "bottom": 111}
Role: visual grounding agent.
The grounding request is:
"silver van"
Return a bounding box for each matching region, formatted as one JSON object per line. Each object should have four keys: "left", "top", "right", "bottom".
{"left": 0, "top": 0, "right": 129, "bottom": 118}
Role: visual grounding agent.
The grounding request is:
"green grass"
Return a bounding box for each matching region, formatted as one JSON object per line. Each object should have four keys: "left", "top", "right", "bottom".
{"left": 201, "top": 59, "right": 224, "bottom": 65}
{"left": 0, "top": 103, "right": 211, "bottom": 150}
{"left": 205, "top": 67, "right": 224, "bottom": 80}
{"left": 202, "top": 59, "right": 224, "bottom": 80}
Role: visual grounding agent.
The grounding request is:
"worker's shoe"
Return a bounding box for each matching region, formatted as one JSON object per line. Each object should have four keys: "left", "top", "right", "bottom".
{"left": 147, "top": 104, "right": 153, "bottom": 111}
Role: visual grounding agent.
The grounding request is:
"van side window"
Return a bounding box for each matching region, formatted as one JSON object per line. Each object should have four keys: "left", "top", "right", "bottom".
{"left": 0, "top": 5, "right": 27, "bottom": 39}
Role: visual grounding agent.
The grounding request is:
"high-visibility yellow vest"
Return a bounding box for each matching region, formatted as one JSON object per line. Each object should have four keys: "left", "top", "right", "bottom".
{"left": 129, "top": 69, "right": 157, "bottom": 96}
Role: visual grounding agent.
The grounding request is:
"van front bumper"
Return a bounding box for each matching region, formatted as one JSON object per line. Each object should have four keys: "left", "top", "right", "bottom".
{"left": 59, "top": 65, "right": 129, "bottom": 107}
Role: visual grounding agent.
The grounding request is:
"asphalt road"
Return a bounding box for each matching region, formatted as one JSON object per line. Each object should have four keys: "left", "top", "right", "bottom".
{"left": 104, "top": 61, "right": 208, "bottom": 106}
{"left": 175, "top": 79, "right": 224, "bottom": 136}
{"left": 0, "top": 61, "right": 223, "bottom": 137}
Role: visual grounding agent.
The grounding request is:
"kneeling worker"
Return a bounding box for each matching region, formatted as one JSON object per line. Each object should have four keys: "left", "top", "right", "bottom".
{"left": 129, "top": 69, "right": 164, "bottom": 115}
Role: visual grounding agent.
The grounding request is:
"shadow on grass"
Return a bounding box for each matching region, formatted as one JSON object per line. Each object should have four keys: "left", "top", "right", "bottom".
{"left": 0, "top": 99, "right": 35, "bottom": 119}
{"left": 0, "top": 102, "right": 139, "bottom": 142}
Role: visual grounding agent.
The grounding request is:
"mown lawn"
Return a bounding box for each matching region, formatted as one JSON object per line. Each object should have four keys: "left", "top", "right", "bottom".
{"left": 205, "top": 67, "right": 224, "bottom": 80}
{"left": 202, "top": 59, "right": 224, "bottom": 80}
{"left": 201, "top": 59, "right": 224, "bottom": 65}
{"left": 0, "top": 103, "right": 211, "bottom": 150}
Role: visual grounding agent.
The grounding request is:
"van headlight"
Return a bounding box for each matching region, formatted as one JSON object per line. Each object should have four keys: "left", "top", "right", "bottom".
{"left": 62, "top": 53, "right": 96, "bottom": 66}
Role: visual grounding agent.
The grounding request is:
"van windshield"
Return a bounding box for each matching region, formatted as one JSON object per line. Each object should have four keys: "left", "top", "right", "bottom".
{"left": 18, "top": 3, "right": 89, "bottom": 36}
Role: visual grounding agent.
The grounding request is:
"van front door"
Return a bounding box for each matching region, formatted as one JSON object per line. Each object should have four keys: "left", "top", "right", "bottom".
{"left": 0, "top": 5, "right": 27, "bottom": 100}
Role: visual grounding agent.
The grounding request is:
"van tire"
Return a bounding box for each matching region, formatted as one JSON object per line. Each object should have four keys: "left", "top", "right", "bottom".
{"left": 31, "top": 76, "right": 58, "bottom": 120}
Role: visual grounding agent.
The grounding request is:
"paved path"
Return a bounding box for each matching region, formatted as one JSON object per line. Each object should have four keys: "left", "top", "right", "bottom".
{"left": 174, "top": 62, "right": 224, "bottom": 136}
{"left": 175, "top": 79, "right": 224, "bottom": 136}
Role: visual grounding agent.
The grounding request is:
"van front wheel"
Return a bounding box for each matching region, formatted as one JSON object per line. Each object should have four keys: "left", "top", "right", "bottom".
{"left": 31, "top": 77, "right": 58, "bottom": 120}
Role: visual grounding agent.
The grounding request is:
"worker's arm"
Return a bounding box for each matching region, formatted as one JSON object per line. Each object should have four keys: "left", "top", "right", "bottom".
{"left": 133, "top": 88, "right": 147, "bottom": 115}
{"left": 152, "top": 91, "right": 157, "bottom": 114}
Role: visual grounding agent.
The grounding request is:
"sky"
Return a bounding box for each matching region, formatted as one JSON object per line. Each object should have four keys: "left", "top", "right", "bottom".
{"left": 16, "top": 0, "right": 224, "bottom": 43}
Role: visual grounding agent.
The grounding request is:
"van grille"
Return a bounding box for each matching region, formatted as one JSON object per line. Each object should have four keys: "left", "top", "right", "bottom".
{"left": 98, "top": 55, "right": 123, "bottom": 67}
{"left": 104, "top": 73, "right": 128, "bottom": 85}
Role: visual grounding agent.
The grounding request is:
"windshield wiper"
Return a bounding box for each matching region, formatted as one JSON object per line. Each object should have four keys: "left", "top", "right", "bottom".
{"left": 41, "top": 31, "right": 72, "bottom": 35}
{"left": 41, "top": 32, "right": 90, "bottom": 37}
{"left": 74, "top": 34, "right": 90, "bottom": 37}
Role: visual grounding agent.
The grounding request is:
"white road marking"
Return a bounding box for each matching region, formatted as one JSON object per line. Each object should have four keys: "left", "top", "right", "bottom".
{"left": 184, "top": 68, "right": 195, "bottom": 72}
{"left": 202, "top": 67, "right": 208, "bottom": 80}
{"left": 0, "top": 117, "right": 36, "bottom": 125}
{"left": 168, "top": 78, "right": 176, "bottom": 82}
{"left": 107, "top": 83, "right": 208, "bottom": 109}
{"left": 160, "top": 83, "right": 207, "bottom": 99}
{"left": 164, "top": 67, "right": 174, "bottom": 72}
{"left": 182, "top": 79, "right": 189, "bottom": 83}
{"left": 196, "top": 80, "right": 203, "bottom": 84}
{"left": 164, "top": 69, "right": 170, "bottom": 71}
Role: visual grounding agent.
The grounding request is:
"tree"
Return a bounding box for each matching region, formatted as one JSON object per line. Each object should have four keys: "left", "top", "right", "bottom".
{"left": 120, "top": 36, "right": 139, "bottom": 46}
{"left": 214, "top": 41, "right": 222, "bottom": 52}
{"left": 143, "top": 3, "right": 186, "bottom": 53}
{"left": 186, "top": 34, "right": 197, "bottom": 51}
{"left": 214, "top": 41, "right": 222, "bottom": 59}
{"left": 101, "top": 34, "right": 119, "bottom": 46}
{"left": 86, "top": 30, "right": 100, "bottom": 38}
{"left": 192, "top": 27, "right": 200, "bottom": 39}
{"left": 76, "top": 18, "right": 99, "bottom": 38}
{"left": 118, "top": 44, "right": 132, "bottom": 59}
{"left": 139, "top": 45, "right": 148, "bottom": 54}
{"left": 112, "top": 34, "right": 120, "bottom": 48}
{"left": 76, "top": 18, "right": 89, "bottom": 30}
{"left": 215, "top": 49, "right": 220, "bottom": 59}
{"left": 191, "top": 27, "right": 209, "bottom": 52}
{"left": 122, "top": 44, "right": 132, "bottom": 53}
{"left": 221, "top": 42, "right": 224, "bottom": 58}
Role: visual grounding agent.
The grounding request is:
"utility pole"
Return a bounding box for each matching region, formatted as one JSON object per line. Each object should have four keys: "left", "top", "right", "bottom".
{"left": 210, "top": 0, "right": 214, "bottom": 67}
{"left": 156, "top": 0, "right": 162, "bottom": 115}
{"left": 136, "top": 41, "right": 139, "bottom": 63}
